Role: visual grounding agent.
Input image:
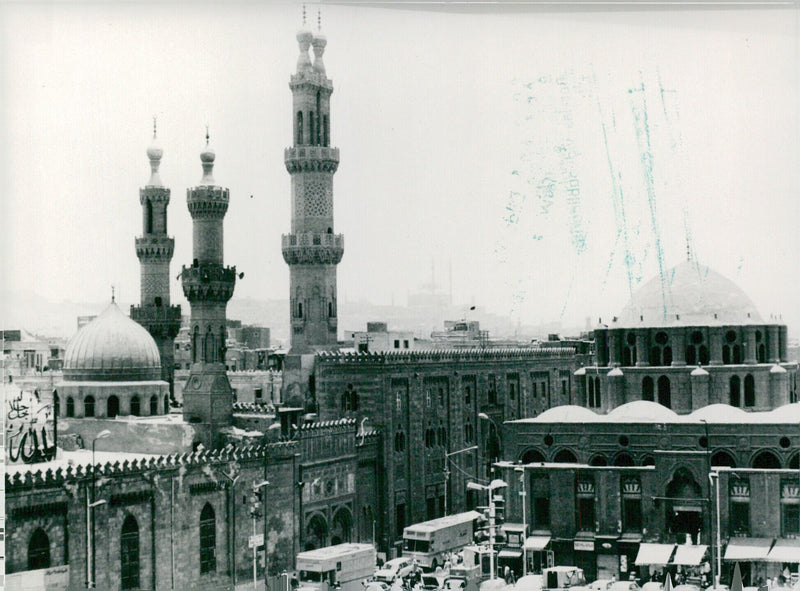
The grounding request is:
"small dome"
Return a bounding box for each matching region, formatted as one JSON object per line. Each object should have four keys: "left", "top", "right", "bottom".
{"left": 607, "top": 367, "right": 624, "bottom": 377}
{"left": 686, "top": 403, "right": 748, "bottom": 423}
{"left": 616, "top": 261, "right": 763, "bottom": 327}
{"left": 606, "top": 400, "right": 679, "bottom": 422}
{"left": 690, "top": 366, "right": 709, "bottom": 377}
{"left": 532, "top": 405, "right": 601, "bottom": 423}
{"left": 63, "top": 301, "right": 161, "bottom": 382}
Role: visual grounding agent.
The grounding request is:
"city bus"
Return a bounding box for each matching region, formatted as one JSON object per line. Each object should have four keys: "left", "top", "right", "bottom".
{"left": 402, "top": 511, "right": 482, "bottom": 570}
{"left": 296, "top": 543, "right": 377, "bottom": 591}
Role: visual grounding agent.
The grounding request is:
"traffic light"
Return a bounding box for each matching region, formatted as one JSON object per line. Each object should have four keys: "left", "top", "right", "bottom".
{"left": 250, "top": 483, "right": 264, "bottom": 518}
{"left": 492, "top": 493, "right": 505, "bottom": 525}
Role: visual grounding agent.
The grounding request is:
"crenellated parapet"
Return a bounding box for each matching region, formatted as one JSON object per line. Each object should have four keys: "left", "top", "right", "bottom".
{"left": 282, "top": 232, "right": 344, "bottom": 265}
{"left": 284, "top": 146, "right": 339, "bottom": 173}
{"left": 139, "top": 185, "right": 170, "bottom": 204}
{"left": 181, "top": 263, "right": 237, "bottom": 302}
{"left": 5, "top": 440, "right": 299, "bottom": 491}
{"left": 186, "top": 186, "right": 230, "bottom": 218}
{"left": 316, "top": 346, "right": 578, "bottom": 365}
{"left": 290, "top": 71, "right": 333, "bottom": 91}
{"left": 135, "top": 236, "right": 175, "bottom": 260}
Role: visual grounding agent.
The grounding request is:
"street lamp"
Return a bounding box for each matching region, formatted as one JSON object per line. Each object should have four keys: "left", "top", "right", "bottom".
{"left": 87, "top": 430, "right": 111, "bottom": 589}
{"left": 444, "top": 445, "right": 478, "bottom": 516}
{"left": 251, "top": 480, "right": 270, "bottom": 591}
{"left": 515, "top": 466, "right": 528, "bottom": 577}
{"left": 467, "top": 478, "right": 508, "bottom": 581}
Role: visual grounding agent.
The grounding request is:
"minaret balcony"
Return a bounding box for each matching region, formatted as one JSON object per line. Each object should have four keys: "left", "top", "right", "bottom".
{"left": 180, "top": 263, "right": 237, "bottom": 302}
{"left": 282, "top": 233, "right": 344, "bottom": 265}
{"left": 139, "top": 186, "right": 170, "bottom": 204}
{"left": 136, "top": 236, "right": 175, "bottom": 260}
{"left": 187, "top": 186, "right": 230, "bottom": 218}
{"left": 284, "top": 146, "right": 339, "bottom": 173}
{"left": 130, "top": 304, "right": 182, "bottom": 338}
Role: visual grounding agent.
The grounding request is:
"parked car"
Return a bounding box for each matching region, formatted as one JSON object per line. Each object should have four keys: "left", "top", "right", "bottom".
{"left": 515, "top": 575, "right": 544, "bottom": 591}
{"left": 589, "top": 580, "right": 614, "bottom": 591}
{"left": 375, "top": 558, "right": 415, "bottom": 584}
{"left": 364, "top": 582, "right": 391, "bottom": 591}
{"left": 641, "top": 582, "right": 663, "bottom": 591}
{"left": 673, "top": 584, "right": 702, "bottom": 591}
{"left": 609, "top": 582, "right": 641, "bottom": 591}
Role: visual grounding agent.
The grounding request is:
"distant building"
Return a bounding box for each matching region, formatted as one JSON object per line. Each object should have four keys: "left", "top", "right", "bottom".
{"left": 348, "top": 322, "right": 415, "bottom": 352}
{"left": 1, "top": 329, "right": 66, "bottom": 378}
{"left": 430, "top": 320, "right": 488, "bottom": 348}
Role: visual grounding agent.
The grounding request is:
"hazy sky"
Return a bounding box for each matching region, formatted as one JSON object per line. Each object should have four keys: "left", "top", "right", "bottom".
{"left": 2, "top": 2, "right": 798, "bottom": 333}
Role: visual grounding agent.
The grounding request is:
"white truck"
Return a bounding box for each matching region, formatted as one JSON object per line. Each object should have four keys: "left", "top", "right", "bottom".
{"left": 297, "top": 543, "right": 377, "bottom": 591}
{"left": 403, "top": 511, "right": 482, "bottom": 570}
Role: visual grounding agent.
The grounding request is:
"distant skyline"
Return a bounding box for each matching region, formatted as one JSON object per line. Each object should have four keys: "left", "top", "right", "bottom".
{"left": 2, "top": 3, "right": 798, "bottom": 334}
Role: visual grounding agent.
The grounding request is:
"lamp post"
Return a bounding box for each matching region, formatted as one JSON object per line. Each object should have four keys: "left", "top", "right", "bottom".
{"left": 88, "top": 429, "right": 111, "bottom": 589}
{"left": 700, "top": 419, "right": 716, "bottom": 590}
{"left": 444, "top": 445, "right": 478, "bottom": 516}
{"left": 479, "top": 413, "right": 500, "bottom": 480}
{"left": 251, "top": 480, "right": 270, "bottom": 591}
{"left": 515, "top": 466, "right": 528, "bottom": 577}
{"left": 709, "top": 470, "right": 721, "bottom": 589}
{"left": 467, "top": 478, "right": 508, "bottom": 581}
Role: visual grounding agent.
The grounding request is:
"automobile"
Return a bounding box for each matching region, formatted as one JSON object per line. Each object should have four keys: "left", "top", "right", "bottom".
{"left": 609, "top": 582, "right": 641, "bottom": 591}
{"left": 703, "top": 585, "right": 729, "bottom": 591}
{"left": 364, "top": 582, "right": 391, "bottom": 591}
{"left": 514, "top": 575, "right": 543, "bottom": 591}
{"left": 642, "top": 582, "right": 664, "bottom": 591}
{"left": 589, "top": 580, "right": 614, "bottom": 591}
{"left": 375, "top": 557, "right": 416, "bottom": 584}
{"left": 673, "top": 584, "right": 702, "bottom": 591}
{"left": 422, "top": 575, "right": 445, "bottom": 591}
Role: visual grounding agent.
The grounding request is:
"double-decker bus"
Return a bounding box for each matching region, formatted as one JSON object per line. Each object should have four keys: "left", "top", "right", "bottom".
{"left": 402, "top": 511, "right": 482, "bottom": 570}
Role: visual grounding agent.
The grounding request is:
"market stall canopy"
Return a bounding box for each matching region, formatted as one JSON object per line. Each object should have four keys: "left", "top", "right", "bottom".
{"left": 672, "top": 545, "right": 708, "bottom": 566}
{"left": 523, "top": 536, "right": 552, "bottom": 551}
{"left": 498, "top": 550, "right": 524, "bottom": 559}
{"left": 635, "top": 544, "right": 676, "bottom": 566}
{"left": 764, "top": 539, "right": 800, "bottom": 563}
{"left": 723, "top": 538, "right": 774, "bottom": 561}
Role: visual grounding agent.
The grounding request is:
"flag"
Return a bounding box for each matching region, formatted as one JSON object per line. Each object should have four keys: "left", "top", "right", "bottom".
{"left": 730, "top": 563, "right": 744, "bottom": 591}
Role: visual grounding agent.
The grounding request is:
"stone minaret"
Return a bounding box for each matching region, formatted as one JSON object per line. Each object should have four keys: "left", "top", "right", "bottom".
{"left": 181, "top": 133, "right": 236, "bottom": 432}
{"left": 130, "top": 124, "right": 182, "bottom": 399}
{"left": 282, "top": 23, "right": 343, "bottom": 353}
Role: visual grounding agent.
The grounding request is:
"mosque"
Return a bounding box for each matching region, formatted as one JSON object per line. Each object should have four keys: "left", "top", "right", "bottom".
{"left": 5, "top": 13, "right": 799, "bottom": 591}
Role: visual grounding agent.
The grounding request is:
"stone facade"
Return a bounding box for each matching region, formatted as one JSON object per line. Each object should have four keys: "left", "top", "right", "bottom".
{"left": 310, "top": 347, "right": 590, "bottom": 556}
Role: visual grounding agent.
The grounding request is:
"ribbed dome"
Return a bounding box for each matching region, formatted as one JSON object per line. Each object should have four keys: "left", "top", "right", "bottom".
{"left": 63, "top": 301, "right": 161, "bottom": 381}
{"left": 616, "top": 261, "right": 763, "bottom": 328}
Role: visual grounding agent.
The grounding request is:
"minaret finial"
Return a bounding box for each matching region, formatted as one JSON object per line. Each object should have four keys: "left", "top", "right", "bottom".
{"left": 111, "top": 284, "right": 116, "bottom": 303}
{"left": 200, "top": 126, "right": 216, "bottom": 184}
{"left": 146, "top": 119, "right": 164, "bottom": 186}
{"left": 302, "top": 4, "right": 307, "bottom": 26}
{"left": 205, "top": 125, "right": 210, "bottom": 146}
{"left": 153, "top": 115, "right": 157, "bottom": 139}
{"left": 686, "top": 236, "right": 691, "bottom": 262}
{"left": 317, "top": 7, "right": 321, "bottom": 31}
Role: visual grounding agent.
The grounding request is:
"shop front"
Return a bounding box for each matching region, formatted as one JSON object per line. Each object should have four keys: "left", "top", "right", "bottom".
{"left": 723, "top": 538, "right": 774, "bottom": 586}
{"left": 524, "top": 535, "right": 553, "bottom": 574}
{"left": 618, "top": 535, "right": 642, "bottom": 583}
{"left": 574, "top": 536, "right": 597, "bottom": 583}
{"left": 634, "top": 543, "right": 676, "bottom": 582}
{"left": 596, "top": 536, "right": 619, "bottom": 580}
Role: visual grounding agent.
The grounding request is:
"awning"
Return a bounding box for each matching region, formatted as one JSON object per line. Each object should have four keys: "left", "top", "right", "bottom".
{"left": 765, "top": 539, "right": 800, "bottom": 563}
{"left": 524, "top": 536, "right": 552, "bottom": 551}
{"left": 635, "top": 544, "right": 676, "bottom": 566}
{"left": 672, "top": 545, "right": 708, "bottom": 566}
{"left": 724, "top": 538, "right": 774, "bottom": 561}
{"left": 498, "top": 550, "right": 524, "bottom": 559}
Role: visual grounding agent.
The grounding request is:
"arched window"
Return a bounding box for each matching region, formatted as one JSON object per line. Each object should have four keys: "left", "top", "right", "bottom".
{"left": 723, "top": 345, "right": 731, "bottom": 365}
{"left": 686, "top": 345, "right": 697, "bottom": 366}
{"left": 521, "top": 449, "right": 546, "bottom": 464}
{"left": 657, "top": 376, "right": 671, "bottom": 408}
{"left": 650, "top": 347, "right": 661, "bottom": 367}
{"left": 744, "top": 374, "right": 755, "bottom": 407}
{"left": 84, "top": 395, "right": 95, "bottom": 418}
{"left": 394, "top": 431, "right": 406, "bottom": 452}
{"left": 323, "top": 115, "right": 329, "bottom": 147}
{"left": 204, "top": 329, "right": 215, "bottom": 363}
{"left": 200, "top": 503, "right": 216, "bottom": 574}
{"left": 309, "top": 111, "right": 315, "bottom": 147}
{"left": 121, "top": 514, "right": 140, "bottom": 590}
{"left": 28, "top": 528, "right": 50, "bottom": 570}
{"left": 553, "top": 449, "right": 578, "bottom": 463}
{"left": 711, "top": 450, "right": 737, "bottom": 468}
{"left": 107, "top": 395, "right": 119, "bottom": 418}
{"left": 699, "top": 345, "right": 710, "bottom": 365}
{"left": 465, "top": 422, "right": 474, "bottom": 443}
{"left": 66, "top": 397, "right": 75, "bottom": 418}
{"left": 733, "top": 345, "right": 742, "bottom": 364}
{"left": 642, "top": 377, "right": 654, "bottom": 402}
{"left": 164, "top": 394, "right": 170, "bottom": 414}
{"left": 758, "top": 343, "right": 766, "bottom": 363}
{"left": 150, "top": 395, "right": 158, "bottom": 415}
{"left": 130, "top": 396, "right": 140, "bottom": 417}
{"left": 298, "top": 302, "right": 303, "bottom": 319}
{"left": 341, "top": 385, "right": 358, "bottom": 412}
{"left": 192, "top": 326, "right": 199, "bottom": 363}
{"left": 438, "top": 425, "right": 447, "bottom": 447}
{"left": 145, "top": 200, "right": 153, "bottom": 234}
{"left": 663, "top": 347, "right": 673, "bottom": 366}
{"left": 589, "top": 455, "right": 608, "bottom": 466}
{"left": 751, "top": 450, "right": 781, "bottom": 469}
{"left": 730, "top": 376, "right": 741, "bottom": 407}
{"left": 296, "top": 111, "right": 304, "bottom": 145}
{"left": 328, "top": 301, "right": 333, "bottom": 318}
{"left": 613, "top": 452, "right": 635, "bottom": 467}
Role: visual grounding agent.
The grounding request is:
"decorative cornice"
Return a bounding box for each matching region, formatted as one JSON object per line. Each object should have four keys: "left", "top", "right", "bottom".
{"left": 284, "top": 146, "right": 339, "bottom": 174}
{"left": 316, "top": 347, "right": 577, "bottom": 364}
{"left": 186, "top": 186, "right": 230, "bottom": 219}
{"left": 140, "top": 186, "right": 170, "bottom": 204}
{"left": 181, "top": 264, "right": 237, "bottom": 303}
{"left": 136, "top": 236, "right": 175, "bottom": 261}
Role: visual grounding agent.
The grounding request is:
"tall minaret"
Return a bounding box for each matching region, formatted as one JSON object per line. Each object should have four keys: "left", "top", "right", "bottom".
{"left": 130, "top": 122, "right": 182, "bottom": 399}
{"left": 282, "top": 16, "right": 343, "bottom": 353}
{"left": 180, "top": 132, "right": 236, "bottom": 432}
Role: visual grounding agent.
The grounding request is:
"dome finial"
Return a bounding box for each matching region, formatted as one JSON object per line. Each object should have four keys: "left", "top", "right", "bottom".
{"left": 200, "top": 126, "right": 216, "bottom": 184}
{"left": 302, "top": 3, "right": 307, "bottom": 26}
{"left": 146, "top": 118, "right": 164, "bottom": 186}
{"left": 111, "top": 284, "right": 116, "bottom": 303}
{"left": 317, "top": 6, "right": 321, "bottom": 31}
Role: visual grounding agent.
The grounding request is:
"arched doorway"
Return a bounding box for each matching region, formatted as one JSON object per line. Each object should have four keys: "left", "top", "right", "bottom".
{"left": 331, "top": 507, "right": 353, "bottom": 545}
{"left": 521, "top": 449, "right": 546, "bottom": 464}
{"left": 305, "top": 514, "right": 328, "bottom": 551}
{"left": 665, "top": 468, "right": 703, "bottom": 543}
{"left": 107, "top": 395, "right": 119, "bottom": 418}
